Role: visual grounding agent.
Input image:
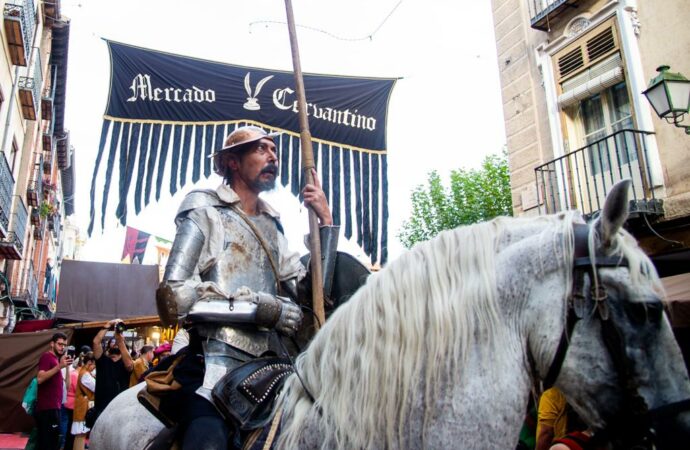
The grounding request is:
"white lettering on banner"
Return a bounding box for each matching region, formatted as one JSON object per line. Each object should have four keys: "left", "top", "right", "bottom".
{"left": 127, "top": 74, "right": 216, "bottom": 103}
{"left": 272, "top": 87, "right": 377, "bottom": 131}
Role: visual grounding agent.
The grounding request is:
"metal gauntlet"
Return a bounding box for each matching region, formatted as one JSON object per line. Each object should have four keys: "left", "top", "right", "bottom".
{"left": 233, "top": 287, "right": 303, "bottom": 336}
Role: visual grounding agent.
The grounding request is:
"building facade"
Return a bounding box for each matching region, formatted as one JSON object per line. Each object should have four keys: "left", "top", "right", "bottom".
{"left": 491, "top": 0, "right": 690, "bottom": 281}
{"left": 0, "top": 0, "right": 74, "bottom": 329}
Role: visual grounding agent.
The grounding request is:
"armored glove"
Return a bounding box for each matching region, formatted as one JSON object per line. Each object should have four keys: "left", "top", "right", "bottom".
{"left": 230, "top": 287, "right": 303, "bottom": 336}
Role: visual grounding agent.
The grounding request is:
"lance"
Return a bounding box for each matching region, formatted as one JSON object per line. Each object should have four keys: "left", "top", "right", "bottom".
{"left": 284, "top": 0, "right": 326, "bottom": 329}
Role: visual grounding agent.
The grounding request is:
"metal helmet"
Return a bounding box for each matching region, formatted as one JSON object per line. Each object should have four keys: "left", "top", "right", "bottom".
{"left": 210, "top": 126, "right": 280, "bottom": 176}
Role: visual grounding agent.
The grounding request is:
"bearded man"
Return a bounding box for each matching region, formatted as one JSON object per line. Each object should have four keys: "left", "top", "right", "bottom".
{"left": 156, "top": 126, "right": 337, "bottom": 449}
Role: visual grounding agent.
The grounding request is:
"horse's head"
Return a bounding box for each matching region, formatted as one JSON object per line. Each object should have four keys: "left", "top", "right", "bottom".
{"left": 529, "top": 180, "right": 690, "bottom": 449}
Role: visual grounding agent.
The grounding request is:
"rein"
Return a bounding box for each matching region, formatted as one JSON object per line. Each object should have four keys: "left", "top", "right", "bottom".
{"left": 540, "top": 224, "right": 690, "bottom": 448}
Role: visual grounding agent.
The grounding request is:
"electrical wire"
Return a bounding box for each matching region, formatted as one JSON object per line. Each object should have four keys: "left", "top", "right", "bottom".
{"left": 249, "top": 0, "right": 403, "bottom": 42}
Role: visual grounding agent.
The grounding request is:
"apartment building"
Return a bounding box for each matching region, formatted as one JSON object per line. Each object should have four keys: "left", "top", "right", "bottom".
{"left": 0, "top": 0, "right": 74, "bottom": 327}
{"left": 491, "top": 1, "right": 690, "bottom": 288}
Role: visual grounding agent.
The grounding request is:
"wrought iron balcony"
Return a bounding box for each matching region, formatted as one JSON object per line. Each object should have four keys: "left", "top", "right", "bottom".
{"left": 528, "top": 0, "right": 581, "bottom": 31}
{"left": 33, "top": 218, "right": 44, "bottom": 240}
{"left": 30, "top": 208, "right": 40, "bottom": 226}
{"left": 41, "top": 0, "right": 58, "bottom": 29}
{"left": 43, "top": 156, "right": 52, "bottom": 175}
{"left": 0, "top": 152, "right": 15, "bottom": 238}
{"left": 534, "top": 129, "right": 663, "bottom": 219}
{"left": 0, "top": 196, "right": 28, "bottom": 259}
{"left": 3, "top": 0, "right": 36, "bottom": 66}
{"left": 26, "top": 179, "right": 41, "bottom": 208}
{"left": 18, "top": 52, "right": 43, "bottom": 120}
{"left": 41, "top": 68, "right": 57, "bottom": 121}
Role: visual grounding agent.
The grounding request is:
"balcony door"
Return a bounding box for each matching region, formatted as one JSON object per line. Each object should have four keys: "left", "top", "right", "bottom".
{"left": 570, "top": 82, "right": 642, "bottom": 214}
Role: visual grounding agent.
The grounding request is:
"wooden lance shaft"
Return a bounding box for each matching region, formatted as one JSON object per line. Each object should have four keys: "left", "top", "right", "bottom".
{"left": 284, "top": 0, "right": 326, "bottom": 329}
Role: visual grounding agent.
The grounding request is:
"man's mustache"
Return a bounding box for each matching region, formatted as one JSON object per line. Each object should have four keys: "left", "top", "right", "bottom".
{"left": 260, "top": 164, "right": 278, "bottom": 176}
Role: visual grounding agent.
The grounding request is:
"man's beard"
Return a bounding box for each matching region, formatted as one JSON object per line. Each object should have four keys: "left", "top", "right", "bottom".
{"left": 250, "top": 164, "right": 278, "bottom": 192}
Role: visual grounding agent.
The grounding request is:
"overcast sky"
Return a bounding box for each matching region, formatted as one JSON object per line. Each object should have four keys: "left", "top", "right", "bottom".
{"left": 61, "top": 0, "right": 506, "bottom": 264}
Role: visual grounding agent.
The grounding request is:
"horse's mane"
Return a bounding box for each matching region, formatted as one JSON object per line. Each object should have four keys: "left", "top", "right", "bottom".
{"left": 276, "top": 211, "right": 660, "bottom": 449}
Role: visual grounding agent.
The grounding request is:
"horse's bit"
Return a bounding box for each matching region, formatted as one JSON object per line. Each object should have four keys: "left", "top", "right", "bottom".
{"left": 541, "top": 224, "right": 690, "bottom": 449}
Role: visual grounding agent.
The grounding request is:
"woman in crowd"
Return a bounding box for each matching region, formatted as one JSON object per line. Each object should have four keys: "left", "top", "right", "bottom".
{"left": 71, "top": 352, "right": 96, "bottom": 450}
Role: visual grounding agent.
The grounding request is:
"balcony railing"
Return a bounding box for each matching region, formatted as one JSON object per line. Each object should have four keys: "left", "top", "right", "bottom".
{"left": 528, "top": 0, "right": 581, "bottom": 31}
{"left": 0, "top": 152, "right": 15, "bottom": 238}
{"left": 18, "top": 51, "right": 43, "bottom": 120}
{"left": 0, "top": 196, "right": 28, "bottom": 259}
{"left": 3, "top": 0, "right": 36, "bottom": 66}
{"left": 27, "top": 156, "right": 43, "bottom": 208}
{"left": 535, "top": 129, "right": 663, "bottom": 219}
{"left": 33, "top": 218, "right": 44, "bottom": 240}
{"left": 41, "top": 67, "right": 57, "bottom": 121}
{"left": 11, "top": 263, "right": 38, "bottom": 309}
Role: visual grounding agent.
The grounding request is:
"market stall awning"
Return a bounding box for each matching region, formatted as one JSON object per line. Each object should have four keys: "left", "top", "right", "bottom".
{"left": 56, "top": 260, "right": 159, "bottom": 323}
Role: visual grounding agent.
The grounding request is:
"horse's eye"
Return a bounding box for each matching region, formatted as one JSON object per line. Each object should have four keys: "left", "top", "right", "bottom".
{"left": 646, "top": 301, "right": 663, "bottom": 324}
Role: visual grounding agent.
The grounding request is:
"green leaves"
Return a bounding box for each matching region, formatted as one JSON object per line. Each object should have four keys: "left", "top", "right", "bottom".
{"left": 398, "top": 151, "right": 512, "bottom": 249}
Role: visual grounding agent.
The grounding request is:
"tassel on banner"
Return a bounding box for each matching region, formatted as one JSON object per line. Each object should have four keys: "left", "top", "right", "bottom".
{"left": 331, "top": 146, "right": 341, "bottom": 230}
{"left": 169, "top": 125, "right": 183, "bottom": 196}
{"left": 179, "top": 124, "right": 193, "bottom": 189}
{"left": 202, "top": 124, "right": 213, "bottom": 178}
{"left": 134, "top": 123, "right": 152, "bottom": 215}
{"left": 342, "top": 148, "right": 352, "bottom": 240}
{"left": 192, "top": 125, "right": 204, "bottom": 183}
{"left": 352, "top": 150, "right": 363, "bottom": 248}
{"left": 362, "top": 152, "right": 371, "bottom": 258}
{"left": 371, "top": 153, "right": 379, "bottom": 264}
{"left": 88, "top": 120, "right": 111, "bottom": 236}
{"left": 381, "top": 155, "right": 388, "bottom": 266}
{"left": 155, "top": 124, "right": 172, "bottom": 201}
{"left": 101, "top": 121, "right": 123, "bottom": 230}
{"left": 89, "top": 119, "right": 389, "bottom": 265}
{"left": 143, "top": 123, "right": 162, "bottom": 208}
{"left": 321, "top": 144, "right": 331, "bottom": 205}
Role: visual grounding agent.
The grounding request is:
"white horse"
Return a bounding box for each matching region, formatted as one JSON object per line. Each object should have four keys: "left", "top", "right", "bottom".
{"left": 91, "top": 181, "right": 690, "bottom": 449}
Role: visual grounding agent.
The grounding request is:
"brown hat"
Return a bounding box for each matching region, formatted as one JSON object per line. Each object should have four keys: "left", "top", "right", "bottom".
{"left": 210, "top": 126, "right": 280, "bottom": 175}
{"left": 209, "top": 126, "right": 279, "bottom": 158}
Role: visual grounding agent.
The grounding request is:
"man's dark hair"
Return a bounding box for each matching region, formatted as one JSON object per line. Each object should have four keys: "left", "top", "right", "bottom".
{"left": 141, "top": 345, "right": 154, "bottom": 354}
{"left": 51, "top": 332, "right": 68, "bottom": 343}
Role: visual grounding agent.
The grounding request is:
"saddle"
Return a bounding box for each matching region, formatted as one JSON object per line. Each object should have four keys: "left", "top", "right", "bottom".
{"left": 212, "top": 356, "right": 294, "bottom": 431}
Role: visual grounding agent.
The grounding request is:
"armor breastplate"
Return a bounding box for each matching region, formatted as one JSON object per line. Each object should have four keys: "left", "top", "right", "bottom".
{"left": 201, "top": 207, "right": 280, "bottom": 296}
{"left": 196, "top": 207, "right": 282, "bottom": 358}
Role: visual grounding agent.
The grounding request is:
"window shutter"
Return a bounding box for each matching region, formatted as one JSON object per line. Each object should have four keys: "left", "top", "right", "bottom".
{"left": 553, "top": 18, "right": 620, "bottom": 86}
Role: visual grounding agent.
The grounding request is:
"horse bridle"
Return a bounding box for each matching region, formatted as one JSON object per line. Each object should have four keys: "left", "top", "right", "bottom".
{"left": 540, "top": 224, "right": 690, "bottom": 448}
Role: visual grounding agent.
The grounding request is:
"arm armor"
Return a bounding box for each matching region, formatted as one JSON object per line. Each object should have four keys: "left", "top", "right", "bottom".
{"left": 297, "top": 225, "right": 340, "bottom": 303}
{"left": 156, "top": 218, "right": 204, "bottom": 327}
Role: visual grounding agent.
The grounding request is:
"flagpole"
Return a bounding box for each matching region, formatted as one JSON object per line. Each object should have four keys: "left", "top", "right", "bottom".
{"left": 284, "top": 0, "right": 326, "bottom": 330}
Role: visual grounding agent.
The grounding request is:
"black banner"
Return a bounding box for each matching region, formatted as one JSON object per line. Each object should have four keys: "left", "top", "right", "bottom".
{"left": 90, "top": 41, "right": 397, "bottom": 264}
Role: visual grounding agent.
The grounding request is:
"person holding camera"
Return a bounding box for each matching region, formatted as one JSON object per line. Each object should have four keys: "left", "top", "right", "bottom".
{"left": 36, "top": 332, "right": 73, "bottom": 450}
{"left": 92, "top": 319, "right": 133, "bottom": 421}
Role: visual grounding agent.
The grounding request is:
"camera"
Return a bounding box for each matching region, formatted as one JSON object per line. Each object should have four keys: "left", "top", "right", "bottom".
{"left": 66, "top": 346, "right": 76, "bottom": 358}
{"left": 111, "top": 321, "right": 127, "bottom": 334}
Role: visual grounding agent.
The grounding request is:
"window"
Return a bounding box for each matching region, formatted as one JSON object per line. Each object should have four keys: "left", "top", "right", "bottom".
{"left": 578, "top": 82, "right": 636, "bottom": 174}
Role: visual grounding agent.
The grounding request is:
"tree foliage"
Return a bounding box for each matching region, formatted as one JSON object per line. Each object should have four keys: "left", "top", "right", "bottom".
{"left": 398, "top": 151, "right": 513, "bottom": 249}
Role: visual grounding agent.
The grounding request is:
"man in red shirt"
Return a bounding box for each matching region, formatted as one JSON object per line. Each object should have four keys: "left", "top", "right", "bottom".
{"left": 36, "top": 332, "right": 73, "bottom": 450}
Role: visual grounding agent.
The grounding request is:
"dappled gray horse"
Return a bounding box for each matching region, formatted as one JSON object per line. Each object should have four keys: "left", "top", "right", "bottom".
{"left": 92, "top": 180, "right": 690, "bottom": 449}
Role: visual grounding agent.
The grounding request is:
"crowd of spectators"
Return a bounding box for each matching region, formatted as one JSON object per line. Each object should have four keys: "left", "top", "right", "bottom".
{"left": 28, "top": 320, "right": 175, "bottom": 450}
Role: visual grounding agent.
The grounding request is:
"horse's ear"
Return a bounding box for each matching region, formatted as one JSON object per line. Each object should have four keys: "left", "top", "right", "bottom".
{"left": 595, "top": 179, "right": 631, "bottom": 247}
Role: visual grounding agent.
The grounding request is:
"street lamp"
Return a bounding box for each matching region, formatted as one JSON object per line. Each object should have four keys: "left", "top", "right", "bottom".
{"left": 642, "top": 65, "right": 690, "bottom": 134}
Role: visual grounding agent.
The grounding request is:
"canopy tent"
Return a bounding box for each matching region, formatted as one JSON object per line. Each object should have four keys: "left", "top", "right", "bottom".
{"left": 56, "top": 260, "right": 159, "bottom": 323}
